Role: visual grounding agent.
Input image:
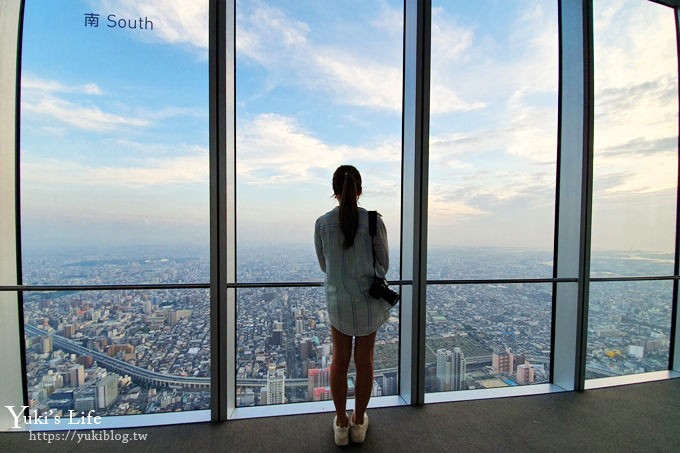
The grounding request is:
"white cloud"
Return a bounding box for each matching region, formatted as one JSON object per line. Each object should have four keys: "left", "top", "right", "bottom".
{"left": 237, "top": 113, "right": 336, "bottom": 184}
{"left": 407, "top": 6, "right": 490, "bottom": 113}
{"left": 22, "top": 75, "right": 103, "bottom": 95}
{"left": 234, "top": 2, "right": 494, "bottom": 115}
{"left": 311, "top": 50, "right": 402, "bottom": 111}
{"left": 237, "top": 113, "right": 400, "bottom": 185}
{"left": 428, "top": 191, "right": 488, "bottom": 221}
{"left": 431, "top": 7, "right": 474, "bottom": 64}
{"left": 504, "top": 91, "right": 558, "bottom": 163}
{"left": 430, "top": 83, "right": 487, "bottom": 114}
{"left": 22, "top": 144, "right": 207, "bottom": 187}
{"left": 22, "top": 75, "right": 204, "bottom": 132}
{"left": 21, "top": 74, "right": 148, "bottom": 131}
{"left": 430, "top": 0, "right": 558, "bottom": 116}
{"left": 236, "top": 1, "right": 404, "bottom": 112}
{"left": 22, "top": 95, "right": 149, "bottom": 132}
{"left": 594, "top": 0, "right": 675, "bottom": 90}
{"left": 370, "top": 2, "right": 403, "bottom": 35}
{"left": 429, "top": 94, "right": 558, "bottom": 166}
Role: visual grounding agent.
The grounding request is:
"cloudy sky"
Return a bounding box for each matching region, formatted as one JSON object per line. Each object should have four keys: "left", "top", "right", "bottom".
{"left": 591, "top": 0, "right": 678, "bottom": 253}
{"left": 19, "top": 0, "right": 678, "bottom": 257}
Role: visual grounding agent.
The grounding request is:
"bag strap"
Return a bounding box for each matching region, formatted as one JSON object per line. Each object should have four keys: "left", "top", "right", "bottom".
{"left": 369, "top": 210, "right": 377, "bottom": 237}
{"left": 369, "top": 211, "right": 377, "bottom": 277}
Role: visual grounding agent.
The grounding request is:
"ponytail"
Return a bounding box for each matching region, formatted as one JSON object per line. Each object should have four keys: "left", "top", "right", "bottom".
{"left": 332, "top": 165, "right": 362, "bottom": 249}
{"left": 339, "top": 173, "right": 359, "bottom": 248}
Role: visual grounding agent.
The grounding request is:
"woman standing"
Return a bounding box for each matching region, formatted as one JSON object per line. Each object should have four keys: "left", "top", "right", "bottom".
{"left": 314, "top": 165, "right": 392, "bottom": 446}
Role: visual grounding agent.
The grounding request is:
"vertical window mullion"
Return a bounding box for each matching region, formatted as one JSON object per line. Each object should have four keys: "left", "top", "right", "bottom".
{"left": 401, "top": 0, "right": 431, "bottom": 406}
{"left": 209, "top": 0, "right": 235, "bottom": 422}
{"left": 225, "top": 0, "right": 237, "bottom": 419}
{"left": 0, "top": 0, "right": 26, "bottom": 431}
{"left": 552, "top": 0, "right": 594, "bottom": 392}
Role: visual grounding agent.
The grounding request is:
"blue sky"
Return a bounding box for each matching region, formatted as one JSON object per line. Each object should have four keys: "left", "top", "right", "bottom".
{"left": 19, "top": 0, "right": 679, "bottom": 255}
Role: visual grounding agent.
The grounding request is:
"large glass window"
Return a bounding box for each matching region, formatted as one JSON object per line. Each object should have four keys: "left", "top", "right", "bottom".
{"left": 235, "top": 0, "right": 403, "bottom": 406}
{"left": 426, "top": 0, "right": 559, "bottom": 394}
{"left": 588, "top": 0, "right": 678, "bottom": 380}
{"left": 20, "top": 0, "right": 210, "bottom": 417}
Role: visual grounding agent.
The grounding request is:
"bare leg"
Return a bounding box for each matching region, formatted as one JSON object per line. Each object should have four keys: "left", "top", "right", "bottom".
{"left": 352, "top": 331, "right": 377, "bottom": 425}
{"left": 330, "top": 326, "right": 352, "bottom": 427}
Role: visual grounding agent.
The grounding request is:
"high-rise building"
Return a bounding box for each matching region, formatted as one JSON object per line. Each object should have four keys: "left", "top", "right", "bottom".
{"left": 371, "top": 379, "right": 383, "bottom": 397}
{"left": 95, "top": 375, "right": 119, "bottom": 409}
{"left": 516, "top": 361, "right": 535, "bottom": 385}
{"left": 63, "top": 324, "right": 75, "bottom": 338}
{"left": 492, "top": 348, "right": 514, "bottom": 375}
{"left": 295, "top": 318, "right": 305, "bottom": 335}
{"left": 436, "top": 348, "right": 453, "bottom": 391}
{"left": 382, "top": 371, "right": 398, "bottom": 396}
{"left": 308, "top": 367, "right": 330, "bottom": 399}
{"left": 271, "top": 324, "right": 283, "bottom": 346}
{"left": 313, "top": 387, "right": 332, "bottom": 401}
{"left": 68, "top": 365, "right": 85, "bottom": 387}
{"left": 167, "top": 309, "right": 178, "bottom": 326}
{"left": 452, "top": 347, "right": 466, "bottom": 391}
{"left": 266, "top": 365, "right": 285, "bottom": 405}
{"left": 436, "top": 347, "right": 466, "bottom": 391}
{"left": 40, "top": 336, "right": 52, "bottom": 354}
{"left": 90, "top": 309, "right": 100, "bottom": 322}
{"left": 299, "top": 338, "right": 312, "bottom": 360}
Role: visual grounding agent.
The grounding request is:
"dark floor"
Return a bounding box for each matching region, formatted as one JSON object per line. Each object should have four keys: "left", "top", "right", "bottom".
{"left": 2, "top": 379, "right": 680, "bottom": 452}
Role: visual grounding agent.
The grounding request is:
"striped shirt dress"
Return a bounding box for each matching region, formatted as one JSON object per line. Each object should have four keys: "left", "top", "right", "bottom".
{"left": 314, "top": 206, "right": 392, "bottom": 337}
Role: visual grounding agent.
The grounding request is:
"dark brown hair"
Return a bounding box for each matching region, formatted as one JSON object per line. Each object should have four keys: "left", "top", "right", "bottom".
{"left": 332, "top": 165, "right": 362, "bottom": 249}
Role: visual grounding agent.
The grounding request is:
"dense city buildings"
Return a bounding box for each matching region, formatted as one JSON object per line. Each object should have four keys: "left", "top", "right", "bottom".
{"left": 22, "top": 246, "right": 672, "bottom": 415}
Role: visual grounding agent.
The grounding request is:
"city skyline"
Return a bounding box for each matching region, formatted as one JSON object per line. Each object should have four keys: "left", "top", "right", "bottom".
{"left": 21, "top": 245, "right": 672, "bottom": 414}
